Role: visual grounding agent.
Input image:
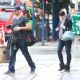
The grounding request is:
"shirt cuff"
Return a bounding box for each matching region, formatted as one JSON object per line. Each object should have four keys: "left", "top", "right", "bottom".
{"left": 62, "top": 25, "right": 66, "bottom": 29}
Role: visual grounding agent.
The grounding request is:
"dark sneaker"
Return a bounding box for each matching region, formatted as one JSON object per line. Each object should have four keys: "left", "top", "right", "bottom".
{"left": 5, "top": 70, "right": 15, "bottom": 75}
{"left": 58, "top": 67, "right": 65, "bottom": 71}
{"left": 30, "top": 67, "right": 36, "bottom": 73}
{"left": 58, "top": 64, "right": 65, "bottom": 71}
{"left": 65, "top": 65, "right": 70, "bottom": 72}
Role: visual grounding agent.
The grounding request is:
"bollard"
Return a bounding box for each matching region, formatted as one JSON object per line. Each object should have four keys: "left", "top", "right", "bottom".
{"left": 0, "top": 46, "right": 10, "bottom": 63}
{"left": 0, "top": 46, "right": 5, "bottom": 63}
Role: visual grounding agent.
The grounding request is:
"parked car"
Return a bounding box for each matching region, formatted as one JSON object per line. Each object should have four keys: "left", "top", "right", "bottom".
{"left": 0, "top": 9, "right": 14, "bottom": 32}
{"left": 0, "top": 9, "right": 14, "bottom": 42}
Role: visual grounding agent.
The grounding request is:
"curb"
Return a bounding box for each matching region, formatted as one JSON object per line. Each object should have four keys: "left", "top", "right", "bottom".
{"left": 28, "top": 46, "right": 57, "bottom": 51}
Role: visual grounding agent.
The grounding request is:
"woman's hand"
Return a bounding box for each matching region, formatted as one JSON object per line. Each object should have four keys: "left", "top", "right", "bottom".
{"left": 60, "top": 23, "right": 66, "bottom": 29}
{"left": 55, "top": 27, "right": 59, "bottom": 31}
{"left": 14, "top": 27, "right": 21, "bottom": 31}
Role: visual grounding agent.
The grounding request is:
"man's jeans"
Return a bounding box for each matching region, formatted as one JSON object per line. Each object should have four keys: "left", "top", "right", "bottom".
{"left": 8, "top": 40, "right": 35, "bottom": 72}
{"left": 57, "top": 40, "right": 72, "bottom": 67}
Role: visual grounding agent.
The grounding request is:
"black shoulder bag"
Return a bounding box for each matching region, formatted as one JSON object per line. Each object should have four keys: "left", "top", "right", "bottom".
{"left": 24, "top": 30, "right": 37, "bottom": 46}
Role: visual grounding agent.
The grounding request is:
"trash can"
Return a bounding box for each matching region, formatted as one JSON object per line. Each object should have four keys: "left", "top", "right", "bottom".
{"left": 0, "top": 46, "right": 10, "bottom": 63}
{"left": 35, "top": 19, "right": 49, "bottom": 41}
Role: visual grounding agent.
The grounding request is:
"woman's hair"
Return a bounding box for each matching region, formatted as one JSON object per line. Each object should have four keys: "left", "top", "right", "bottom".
{"left": 59, "top": 11, "right": 65, "bottom": 16}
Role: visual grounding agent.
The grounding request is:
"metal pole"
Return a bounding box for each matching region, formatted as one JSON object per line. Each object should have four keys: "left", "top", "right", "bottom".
{"left": 52, "top": 0, "right": 54, "bottom": 40}
{"left": 52, "top": 0, "right": 59, "bottom": 40}
{"left": 32, "top": 0, "right": 35, "bottom": 35}
{"left": 42, "top": 0, "right": 45, "bottom": 45}
{"left": 2, "top": 25, "right": 5, "bottom": 45}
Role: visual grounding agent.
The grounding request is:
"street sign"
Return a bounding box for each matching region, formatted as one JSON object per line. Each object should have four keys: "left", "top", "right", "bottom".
{"left": 72, "top": 15, "right": 80, "bottom": 35}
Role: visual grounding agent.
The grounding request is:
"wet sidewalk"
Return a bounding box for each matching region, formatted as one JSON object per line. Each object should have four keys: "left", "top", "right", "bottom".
{"left": 0, "top": 36, "right": 80, "bottom": 80}
{"left": 0, "top": 49, "right": 80, "bottom": 80}
{"left": 0, "top": 56, "right": 80, "bottom": 80}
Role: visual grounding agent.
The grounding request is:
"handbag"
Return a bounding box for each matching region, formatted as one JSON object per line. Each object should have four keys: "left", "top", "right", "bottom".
{"left": 62, "top": 31, "right": 74, "bottom": 41}
{"left": 24, "top": 30, "right": 37, "bottom": 46}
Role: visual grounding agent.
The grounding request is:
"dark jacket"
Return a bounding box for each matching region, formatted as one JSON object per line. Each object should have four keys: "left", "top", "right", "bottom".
{"left": 58, "top": 18, "right": 72, "bottom": 40}
{"left": 63, "top": 18, "right": 72, "bottom": 33}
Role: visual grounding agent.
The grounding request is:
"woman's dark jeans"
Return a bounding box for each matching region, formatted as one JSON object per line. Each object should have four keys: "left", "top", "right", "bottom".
{"left": 57, "top": 39, "right": 72, "bottom": 67}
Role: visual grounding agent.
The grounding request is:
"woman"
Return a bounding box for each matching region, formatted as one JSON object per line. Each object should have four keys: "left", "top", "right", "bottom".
{"left": 56, "top": 9, "right": 72, "bottom": 72}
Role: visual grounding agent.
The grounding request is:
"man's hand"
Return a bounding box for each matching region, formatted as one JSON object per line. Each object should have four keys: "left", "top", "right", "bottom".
{"left": 14, "top": 27, "right": 21, "bottom": 31}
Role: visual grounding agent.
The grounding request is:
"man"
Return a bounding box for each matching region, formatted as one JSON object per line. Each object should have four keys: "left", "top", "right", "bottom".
{"left": 56, "top": 9, "right": 72, "bottom": 72}
{"left": 5, "top": 5, "right": 36, "bottom": 74}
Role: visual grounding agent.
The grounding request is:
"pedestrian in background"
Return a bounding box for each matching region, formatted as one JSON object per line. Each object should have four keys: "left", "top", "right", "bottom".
{"left": 5, "top": 5, "right": 36, "bottom": 74}
{"left": 56, "top": 8, "right": 72, "bottom": 72}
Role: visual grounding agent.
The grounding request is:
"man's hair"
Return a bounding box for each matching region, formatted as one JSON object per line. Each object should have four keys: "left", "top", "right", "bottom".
{"left": 14, "top": 5, "right": 21, "bottom": 11}
{"left": 59, "top": 11, "right": 65, "bottom": 16}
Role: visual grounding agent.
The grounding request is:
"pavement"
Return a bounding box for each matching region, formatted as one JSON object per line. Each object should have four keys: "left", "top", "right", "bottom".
{"left": 0, "top": 36, "right": 80, "bottom": 80}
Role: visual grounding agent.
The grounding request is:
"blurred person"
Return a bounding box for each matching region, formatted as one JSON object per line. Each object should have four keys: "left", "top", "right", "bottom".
{"left": 5, "top": 5, "right": 36, "bottom": 74}
{"left": 23, "top": 10, "right": 32, "bottom": 30}
{"left": 23, "top": 10, "right": 30, "bottom": 19}
{"left": 56, "top": 9, "right": 72, "bottom": 72}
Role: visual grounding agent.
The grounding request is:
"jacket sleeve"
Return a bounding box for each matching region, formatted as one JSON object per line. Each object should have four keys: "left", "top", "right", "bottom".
{"left": 64, "top": 19, "right": 72, "bottom": 31}
{"left": 67, "top": 19, "right": 72, "bottom": 31}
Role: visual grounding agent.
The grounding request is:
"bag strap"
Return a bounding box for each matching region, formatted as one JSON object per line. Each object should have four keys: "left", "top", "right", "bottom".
{"left": 66, "top": 27, "right": 68, "bottom": 31}
{"left": 6, "top": 25, "right": 14, "bottom": 32}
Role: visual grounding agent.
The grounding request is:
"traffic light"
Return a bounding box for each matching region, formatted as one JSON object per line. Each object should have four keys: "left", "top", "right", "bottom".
{"left": 46, "top": 0, "right": 52, "bottom": 4}
{"left": 45, "top": 0, "right": 52, "bottom": 13}
{"left": 46, "top": 0, "right": 48, "bottom": 5}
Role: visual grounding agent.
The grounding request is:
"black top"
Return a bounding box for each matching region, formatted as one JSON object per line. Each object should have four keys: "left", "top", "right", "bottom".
{"left": 13, "top": 15, "right": 28, "bottom": 27}
{"left": 12, "top": 15, "right": 29, "bottom": 40}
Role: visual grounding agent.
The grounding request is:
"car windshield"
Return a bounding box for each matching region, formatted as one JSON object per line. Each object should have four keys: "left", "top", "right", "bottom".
{"left": 0, "top": 0, "right": 11, "bottom": 5}
{"left": 0, "top": 12, "right": 12, "bottom": 21}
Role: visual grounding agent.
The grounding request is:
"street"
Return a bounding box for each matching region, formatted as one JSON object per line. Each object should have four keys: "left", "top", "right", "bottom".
{"left": 0, "top": 41, "right": 80, "bottom": 80}
{"left": 0, "top": 0, "right": 80, "bottom": 80}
